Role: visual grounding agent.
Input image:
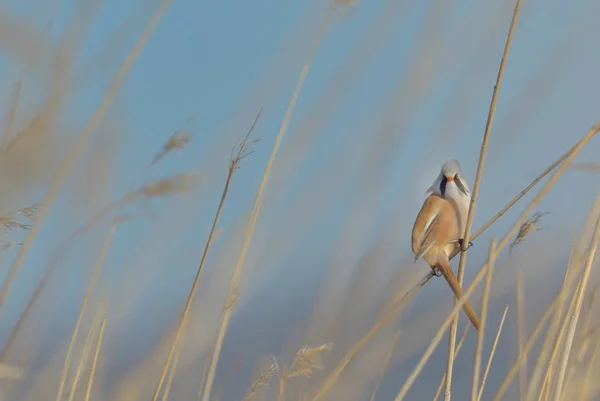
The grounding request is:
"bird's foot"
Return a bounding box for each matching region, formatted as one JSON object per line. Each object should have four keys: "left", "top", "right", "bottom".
{"left": 458, "top": 238, "right": 473, "bottom": 252}
{"left": 432, "top": 267, "right": 443, "bottom": 277}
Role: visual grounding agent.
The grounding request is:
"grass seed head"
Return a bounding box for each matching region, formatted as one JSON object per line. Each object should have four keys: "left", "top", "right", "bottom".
{"left": 509, "top": 211, "right": 550, "bottom": 254}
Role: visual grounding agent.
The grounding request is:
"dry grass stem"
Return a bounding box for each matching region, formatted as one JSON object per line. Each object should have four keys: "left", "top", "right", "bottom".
{"left": 311, "top": 271, "right": 433, "bottom": 401}
{"left": 84, "top": 316, "right": 106, "bottom": 401}
{"left": 477, "top": 306, "right": 509, "bottom": 401}
{"left": 493, "top": 121, "right": 600, "bottom": 254}
{"left": 0, "top": 0, "right": 173, "bottom": 312}
{"left": 491, "top": 259, "right": 590, "bottom": 401}
{"left": 55, "top": 224, "right": 115, "bottom": 401}
{"left": 161, "top": 316, "right": 187, "bottom": 401}
{"left": 471, "top": 239, "right": 497, "bottom": 401}
{"left": 453, "top": 128, "right": 600, "bottom": 260}
{"left": 394, "top": 258, "right": 490, "bottom": 401}
{"left": 517, "top": 269, "right": 527, "bottom": 401}
{"left": 201, "top": 3, "right": 335, "bottom": 398}
{"left": 369, "top": 329, "right": 402, "bottom": 401}
{"left": 534, "top": 195, "right": 600, "bottom": 400}
{"left": 509, "top": 212, "right": 550, "bottom": 255}
{"left": 581, "top": 336, "right": 600, "bottom": 399}
{"left": 526, "top": 237, "right": 581, "bottom": 401}
{"left": 433, "top": 324, "right": 471, "bottom": 401}
{"left": 537, "top": 282, "right": 580, "bottom": 401}
{"left": 551, "top": 207, "right": 600, "bottom": 401}
{"left": 446, "top": 0, "right": 523, "bottom": 398}
{"left": 12, "top": 140, "right": 197, "bottom": 343}
{"left": 67, "top": 306, "right": 104, "bottom": 401}
{"left": 151, "top": 112, "right": 260, "bottom": 401}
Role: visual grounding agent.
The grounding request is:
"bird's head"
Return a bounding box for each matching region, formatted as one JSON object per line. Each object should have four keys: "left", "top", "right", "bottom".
{"left": 427, "top": 159, "right": 471, "bottom": 198}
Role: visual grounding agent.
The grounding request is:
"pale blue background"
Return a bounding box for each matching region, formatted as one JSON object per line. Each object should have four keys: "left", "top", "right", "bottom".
{"left": 0, "top": 0, "right": 599, "bottom": 399}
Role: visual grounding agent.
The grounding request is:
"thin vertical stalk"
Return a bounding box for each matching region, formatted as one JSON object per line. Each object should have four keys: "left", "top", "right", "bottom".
{"left": 369, "top": 329, "right": 402, "bottom": 401}
{"left": 471, "top": 239, "right": 497, "bottom": 401}
{"left": 311, "top": 271, "right": 433, "bottom": 401}
{"left": 151, "top": 115, "right": 260, "bottom": 401}
{"left": 552, "top": 212, "right": 600, "bottom": 401}
{"left": 433, "top": 324, "right": 471, "bottom": 401}
{"left": 477, "top": 306, "right": 509, "bottom": 401}
{"left": 67, "top": 307, "right": 103, "bottom": 401}
{"left": 201, "top": 3, "right": 335, "bottom": 400}
{"left": 394, "top": 259, "right": 490, "bottom": 401}
{"left": 526, "top": 239, "right": 577, "bottom": 401}
{"left": 84, "top": 317, "right": 106, "bottom": 401}
{"left": 161, "top": 316, "right": 187, "bottom": 401}
{"left": 55, "top": 224, "right": 115, "bottom": 401}
{"left": 537, "top": 281, "right": 580, "bottom": 401}
{"left": 517, "top": 270, "right": 527, "bottom": 401}
{"left": 445, "top": 0, "right": 522, "bottom": 398}
{"left": 0, "top": 0, "right": 172, "bottom": 311}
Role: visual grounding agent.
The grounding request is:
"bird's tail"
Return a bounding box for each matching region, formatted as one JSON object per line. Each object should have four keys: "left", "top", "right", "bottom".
{"left": 435, "top": 256, "right": 481, "bottom": 330}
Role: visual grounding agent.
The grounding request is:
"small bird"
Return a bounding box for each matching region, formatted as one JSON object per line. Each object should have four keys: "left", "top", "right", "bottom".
{"left": 411, "top": 160, "right": 480, "bottom": 330}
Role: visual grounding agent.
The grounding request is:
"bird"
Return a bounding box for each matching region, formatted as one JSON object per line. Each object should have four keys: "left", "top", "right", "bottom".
{"left": 411, "top": 159, "right": 480, "bottom": 330}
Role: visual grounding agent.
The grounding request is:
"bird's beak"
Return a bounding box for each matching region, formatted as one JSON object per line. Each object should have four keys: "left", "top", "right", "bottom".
{"left": 445, "top": 175, "right": 454, "bottom": 182}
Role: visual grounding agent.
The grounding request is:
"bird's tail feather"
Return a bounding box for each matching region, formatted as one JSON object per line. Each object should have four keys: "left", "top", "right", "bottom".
{"left": 436, "top": 256, "right": 481, "bottom": 330}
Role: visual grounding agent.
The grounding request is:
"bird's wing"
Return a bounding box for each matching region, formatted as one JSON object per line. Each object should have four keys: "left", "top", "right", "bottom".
{"left": 412, "top": 195, "right": 443, "bottom": 260}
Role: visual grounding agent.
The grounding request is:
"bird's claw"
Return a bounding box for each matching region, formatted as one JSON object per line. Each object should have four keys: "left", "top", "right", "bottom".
{"left": 432, "top": 268, "right": 442, "bottom": 277}
{"left": 458, "top": 238, "right": 474, "bottom": 251}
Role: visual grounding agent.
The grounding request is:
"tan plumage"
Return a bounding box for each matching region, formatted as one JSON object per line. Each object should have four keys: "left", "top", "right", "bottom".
{"left": 412, "top": 193, "right": 481, "bottom": 330}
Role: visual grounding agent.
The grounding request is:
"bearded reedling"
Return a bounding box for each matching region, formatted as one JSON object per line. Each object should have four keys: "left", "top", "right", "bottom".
{"left": 412, "top": 160, "right": 480, "bottom": 330}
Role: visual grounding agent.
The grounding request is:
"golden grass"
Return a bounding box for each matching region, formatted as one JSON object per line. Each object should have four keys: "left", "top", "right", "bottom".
{"left": 446, "top": 0, "right": 523, "bottom": 398}
{"left": 1, "top": 1, "right": 600, "bottom": 401}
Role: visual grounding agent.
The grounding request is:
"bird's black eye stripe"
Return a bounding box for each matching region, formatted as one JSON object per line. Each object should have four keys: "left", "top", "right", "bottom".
{"left": 440, "top": 176, "right": 448, "bottom": 196}
{"left": 455, "top": 176, "right": 469, "bottom": 195}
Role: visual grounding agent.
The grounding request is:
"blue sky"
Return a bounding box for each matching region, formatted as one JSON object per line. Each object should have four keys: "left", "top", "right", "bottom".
{"left": 1, "top": 0, "right": 600, "bottom": 397}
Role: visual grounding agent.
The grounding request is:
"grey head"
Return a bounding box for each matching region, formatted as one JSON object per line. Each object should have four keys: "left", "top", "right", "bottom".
{"left": 429, "top": 159, "right": 471, "bottom": 198}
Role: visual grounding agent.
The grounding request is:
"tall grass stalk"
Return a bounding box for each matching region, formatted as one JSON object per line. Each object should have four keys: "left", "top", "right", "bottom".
{"left": 1, "top": 131, "right": 192, "bottom": 362}
{"left": 457, "top": 131, "right": 600, "bottom": 254}
{"left": 552, "top": 206, "right": 600, "bottom": 401}
{"left": 525, "top": 238, "right": 578, "bottom": 401}
{"left": 477, "top": 306, "right": 509, "bottom": 401}
{"left": 84, "top": 316, "right": 106, "bottom": 401}
{"left": 369, "top": 329, "right": 402, "bottom": 401}
{"left": 161, "top": 316, "right": 187, "bottom": 401}
{"left": 311, "top": 123, "right": 596, "bottom": 400}
{"left": 0, "top": 0, "right": 173, "bottom": 311}
{"left": 151, "top": 115, "right": 260, "bottom": 401}
{"left": 67, "top": 305, "right": 104, "bottom": 401}
{"left": 492, "top": 192, "right": 600, "bottom": 401}
{"left": 394, "top": 257, "right": 491, "bottom": 401}
{"left": 201, "top": 2, "right": 338, "bottom": 399}
{"left": 434, "top": 325, "right": 471, "bottom": 401}
{"left": 538, "top": 279, "right": 580, "bottom": 401}
{"left": 516, "top": 269, "right": 527, "bottom": 401}
{"left": 55, "top": 224, "right": 115, "bottom": 401}
{"left": 311, "top": 271, "right": 433, "bottom": 401}
{"left": 535, "top": 249, "right": 585, "bottom": 401}
{"left": 471, "top": 239, "right": 497, "bottom": 401}
{"left": 445, "top": 0, "right": 522, "bottom": 398}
